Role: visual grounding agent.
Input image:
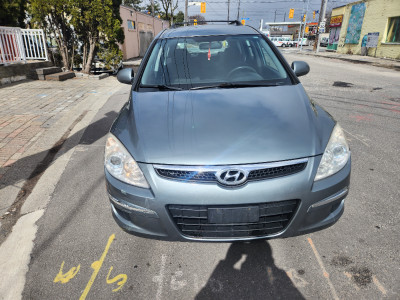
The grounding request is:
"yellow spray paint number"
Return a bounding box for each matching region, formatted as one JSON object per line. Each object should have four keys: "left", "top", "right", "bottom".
{"left": 107, "top": 266, "right": 128, "bottom": 292}
{"left": 54, "top": 262, "right": 80, "bottom": 284}
{"left": 54, "top": 234, "right": 127, "bottom": 299}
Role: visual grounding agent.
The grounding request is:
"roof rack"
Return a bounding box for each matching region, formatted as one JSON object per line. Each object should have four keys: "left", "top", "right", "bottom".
{"left": 171, "top": 20, "right": 242, "bottom": 28}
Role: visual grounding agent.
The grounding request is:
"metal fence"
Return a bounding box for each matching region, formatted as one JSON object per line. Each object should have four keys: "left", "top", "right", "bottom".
{"left": 0, "top": 26, "right": 48, "bottom": 65}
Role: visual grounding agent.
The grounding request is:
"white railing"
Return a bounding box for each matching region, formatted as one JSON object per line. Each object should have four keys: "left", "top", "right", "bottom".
{"left": 0, "top": 26, "right": 48, "bottom": 65}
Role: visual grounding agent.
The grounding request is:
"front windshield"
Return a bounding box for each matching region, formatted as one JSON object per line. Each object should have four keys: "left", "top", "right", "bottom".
{"left": 140, "top": 34, "right": 291, "bottom": 90}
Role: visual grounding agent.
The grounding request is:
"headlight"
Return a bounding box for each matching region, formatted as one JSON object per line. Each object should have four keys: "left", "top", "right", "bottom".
{"left": 315, "top": 124, "right": 350, "bottom": 181}
{"left": 105, "top": 134, "right": 149, "bottom": 188}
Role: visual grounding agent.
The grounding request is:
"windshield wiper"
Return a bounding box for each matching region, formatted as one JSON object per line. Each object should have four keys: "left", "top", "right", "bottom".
{"left": 140, "top": 84, "right": 183, "bottom": 91}
{"left": 190, "top": 82, "right": 281, "bottom": 90}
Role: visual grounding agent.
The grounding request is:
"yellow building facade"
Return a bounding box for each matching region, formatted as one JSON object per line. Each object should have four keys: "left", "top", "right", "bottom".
{"left": 335, "top": 0, "right": 400, "bottom": 59}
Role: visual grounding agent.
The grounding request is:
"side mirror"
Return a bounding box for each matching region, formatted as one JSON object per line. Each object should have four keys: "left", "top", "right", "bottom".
{"left": 291, "top": 61, "right": 310, "bottom": 77}
{"left": 117, "top": 68, "right": 134, "bottom": 84}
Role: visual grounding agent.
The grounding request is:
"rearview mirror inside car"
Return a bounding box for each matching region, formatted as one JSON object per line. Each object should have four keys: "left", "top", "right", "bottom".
{"left": 199, "top": 41, "right": 223, "bottom": 50}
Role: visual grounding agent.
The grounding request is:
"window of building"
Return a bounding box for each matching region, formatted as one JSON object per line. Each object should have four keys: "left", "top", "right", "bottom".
{"left": 127, "top": 20, "right": 136, "bottom": 30}
{"left": 386, "top": 16, "right": 400, "bottom": 43}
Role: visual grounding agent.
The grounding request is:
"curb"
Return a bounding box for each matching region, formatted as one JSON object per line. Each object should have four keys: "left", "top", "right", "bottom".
{"left": 293, "top": 51, "right": 400, "bottom": 71}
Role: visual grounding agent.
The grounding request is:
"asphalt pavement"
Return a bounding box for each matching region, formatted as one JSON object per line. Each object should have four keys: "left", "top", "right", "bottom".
{"left": 1, "top": 53, "right": 399, "bottom": 299}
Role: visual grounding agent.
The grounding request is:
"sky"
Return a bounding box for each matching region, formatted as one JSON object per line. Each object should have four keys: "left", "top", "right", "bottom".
{"left": 169, "top": 0, "right": 356, "bottom": 29}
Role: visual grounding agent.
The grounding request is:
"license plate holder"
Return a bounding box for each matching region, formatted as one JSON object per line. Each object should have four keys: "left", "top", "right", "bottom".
{"left": 208, "top": 206, "right": 259, "bottom": 224}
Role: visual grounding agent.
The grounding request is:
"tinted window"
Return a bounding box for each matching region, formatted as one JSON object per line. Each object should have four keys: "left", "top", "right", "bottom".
{"left": 140, "top": 34, "right": 291, "bottom": 90}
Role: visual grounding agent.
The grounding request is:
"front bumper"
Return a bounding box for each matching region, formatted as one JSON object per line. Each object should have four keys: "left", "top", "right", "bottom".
{"left": 105, "top": 155, "right": 351, "bottom": 242}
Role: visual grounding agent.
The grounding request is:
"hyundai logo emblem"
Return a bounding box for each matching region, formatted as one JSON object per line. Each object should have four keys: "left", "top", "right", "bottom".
{"left": 216, "top": 169, "right": 248, "bottom": 186}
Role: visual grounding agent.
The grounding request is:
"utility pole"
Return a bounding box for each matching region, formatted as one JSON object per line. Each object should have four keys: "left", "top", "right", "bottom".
{"left": 237, "top": 0, "right": 240, "bottom": 20}
{"left": 284, "top": 12, "right": 286, "bottom": 22}
{"left": 228, "top": 0, "right": 230, "bottom": 19}
{"left": 185, "top": 0, "right": 188, "bottom": 23}
{"left": 151, "top": 0, "right": 154, "bottom": 16}
{"left": 297, "top": 0, "right": 305, "bottom": 48}
{"left": 314, "top": 0, "right": 328, "bottom": 52}
{"left": 300, "top": 0, "right": 310, "bottom": 51}
{"left": 274, "top": 10, "right": 277, "bottom": 22}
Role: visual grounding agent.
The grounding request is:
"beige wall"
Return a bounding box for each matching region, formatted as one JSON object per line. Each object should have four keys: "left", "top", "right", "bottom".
{"left": 332, "top": 6, "right": 346, "bottom": 16}
{"left": 336, "top": 0, "right": 400, "bottom": 59}
{"left": 119, "top": 6, "right": 168, "bottom": 60}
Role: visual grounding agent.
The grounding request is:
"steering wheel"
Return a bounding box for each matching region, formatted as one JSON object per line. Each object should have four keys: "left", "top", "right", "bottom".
{"left": 227, "top": 66, "right": 259, "bottom": 79}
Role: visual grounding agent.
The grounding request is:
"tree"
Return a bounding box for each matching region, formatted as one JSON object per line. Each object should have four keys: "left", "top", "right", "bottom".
{"left": 0, "top": 0, "right": 27, "bottom": 27}
{"left": 30, "top": 0, "right": 124, "bottom": 74}
{"left": 70, "top": 0, "right": 124, "bottom": 73}
{"left": 174, "top": 11, "right": 184, "bottom": 23}
{"left": 159, "top": 0, "right": 178, "bottom": 25}
{"left": 30, "top": 0, "right": 74, "bottom": 70}
{"left": 122, "top": 0, "right": 142, "bottom": 11}
{"left": 145, "top": 1, "right": 162, "bottom": 16}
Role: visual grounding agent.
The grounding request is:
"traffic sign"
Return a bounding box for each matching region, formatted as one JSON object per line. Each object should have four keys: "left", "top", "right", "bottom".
{"left": 366, "top": 32, "right": 379, "bottom": 48}
{"left": 319, "top": 21, "right": 325, "bottom": 28}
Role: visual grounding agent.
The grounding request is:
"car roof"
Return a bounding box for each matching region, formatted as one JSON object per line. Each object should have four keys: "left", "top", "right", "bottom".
{"left": 159, "top": 25, "right": 259, "bottom": 39}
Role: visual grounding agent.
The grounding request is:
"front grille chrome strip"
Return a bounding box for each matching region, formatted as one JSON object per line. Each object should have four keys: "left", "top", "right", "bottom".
{"left": 154, "top": 158, "right": 308, "bottom": 184}
{"left": 153, "top": 158, "right": 308, "bottom": 173}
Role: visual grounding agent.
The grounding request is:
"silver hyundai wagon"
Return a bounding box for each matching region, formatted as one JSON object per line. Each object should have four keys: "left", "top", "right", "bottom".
{"left": 105, "top": 23, "right": 351, "bottom": 242}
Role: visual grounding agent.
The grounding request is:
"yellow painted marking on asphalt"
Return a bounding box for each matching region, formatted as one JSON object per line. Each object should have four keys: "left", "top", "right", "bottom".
{"left": 307, "top": 237, "right": 339, "bottom": 300}
{"left": 373, "top": 276, "right": 387, "bottom": 295}
{"left": 80, "top": 234, "right": 116, "bottom": 300}
{"left": 53, "top": 261, "right": 80, "bottom": 283}
{"left": 106, "top": 266, "right": 127, "bottom": 292}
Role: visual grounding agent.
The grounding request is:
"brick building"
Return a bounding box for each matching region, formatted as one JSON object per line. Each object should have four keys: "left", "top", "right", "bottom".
{"left": 330, "top": 0, "right": 400, "bottom": 59}
{"left": 119, "top": 6, "right": 168, "bottom": 60}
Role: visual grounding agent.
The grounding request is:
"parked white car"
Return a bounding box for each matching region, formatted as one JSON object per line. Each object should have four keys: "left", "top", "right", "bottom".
{"left": 270, "top": 37, "right": 295, "bottom": 47}
{"left": 294, "top": 38, "right": 308, "bottom": 46}
{"left": 269, "top": 37, "right": 285, "bottom": 47}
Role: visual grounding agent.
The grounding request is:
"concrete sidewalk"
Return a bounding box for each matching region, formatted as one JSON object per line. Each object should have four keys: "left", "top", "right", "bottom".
{"left": 293, "top": 50, "right": 400, "bottom": 71}
{"left": 0, "top": 77, "right": 122, "bottom": 218}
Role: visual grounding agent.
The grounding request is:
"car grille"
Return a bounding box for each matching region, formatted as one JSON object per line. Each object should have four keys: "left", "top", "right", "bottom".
{"left": 168, "top": 200, "right": 299, "bottom": 238}
{"left": 155, "top": 161, "right": 306, "bottom": 183}
{"left": 155, "top": 169, "right": 216, "bottom": 182}
{"left": 247, "top": 163, "right": 306, "bottom": 180}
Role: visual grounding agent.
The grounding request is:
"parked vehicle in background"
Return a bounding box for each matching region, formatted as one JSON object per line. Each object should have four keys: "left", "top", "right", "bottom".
{"left": 282, "top": 37, "right": 295, "bottom": 47}
{"left": 270, "top": 37, "right": 294, "bottom": 47}
{"left": 294, "top": 38, "right": 308, "bottom": 46}
{"left": 320, "top": 37, "right": 329, "bottom": 47}
{"left": 261, "top": 30, "right": 270, "bottom": 38}
{"left": 269, "top": 37, "right": 285, "bottom": 47}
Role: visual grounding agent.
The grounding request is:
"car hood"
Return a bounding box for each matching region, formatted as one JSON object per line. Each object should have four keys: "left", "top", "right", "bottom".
{"left": 112, "top": 84, "right": 335, "bottom": 165}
